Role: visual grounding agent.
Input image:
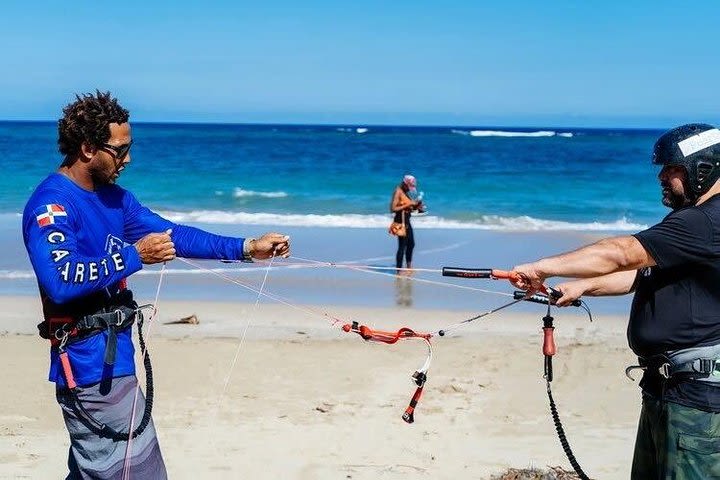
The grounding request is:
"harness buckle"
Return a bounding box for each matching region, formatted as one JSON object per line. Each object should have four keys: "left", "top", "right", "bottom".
{"left": 57, "top": 329, "right": 70, "bottom": 351}
{"left": 696, "top": 358, "right": 715, "bottom": 374}
{"left": 113, "top": 309, "right": 124, "bottom": 327}
{"left": 658, "top": 362, "right": 671, "bottom": 379}
{"left": 625, "top": 365, "right": 645, "bottom": 381}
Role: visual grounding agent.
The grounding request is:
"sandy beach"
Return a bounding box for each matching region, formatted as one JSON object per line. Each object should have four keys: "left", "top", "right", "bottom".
{"left": 1, "top": 294, "right": 640, "bottom": 479}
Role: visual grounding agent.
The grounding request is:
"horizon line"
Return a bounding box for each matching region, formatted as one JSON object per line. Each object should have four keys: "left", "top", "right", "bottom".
{"left": 0, "top": 119, "right": 668, "bottom": 132}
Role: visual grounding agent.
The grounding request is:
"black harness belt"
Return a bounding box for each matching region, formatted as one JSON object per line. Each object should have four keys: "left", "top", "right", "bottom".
{"left": 626, "top": 343, "right": 720, "bottom": 384}
{"left": 59, "top": 306, "right": 138, "bottom": 365}
{"left": 46, "top": 293, "right": 155, "bottom": 441}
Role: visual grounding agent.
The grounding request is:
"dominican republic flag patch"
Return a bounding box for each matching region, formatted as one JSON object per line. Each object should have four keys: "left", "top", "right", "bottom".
{"left": 35, "top": 204, "right": 68, "bottom": 227}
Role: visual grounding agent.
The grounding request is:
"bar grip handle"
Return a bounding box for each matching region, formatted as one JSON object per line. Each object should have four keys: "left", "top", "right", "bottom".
{"left": 442, "top": 267, "right": 493, "bottom": 278}
{"left": 513, "top": 290, "right": 581, "bottom": 307}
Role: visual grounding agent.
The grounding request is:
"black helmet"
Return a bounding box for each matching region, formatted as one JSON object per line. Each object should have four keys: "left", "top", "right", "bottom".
{"left": 653, "top": 123, "right": 720, "bottom": 197}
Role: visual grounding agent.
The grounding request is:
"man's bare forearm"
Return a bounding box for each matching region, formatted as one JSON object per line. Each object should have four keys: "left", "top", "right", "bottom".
{"left": 536, "top": 236, "right": 655, "bottom": 279}
{"left": 570, "top": 270, "right": 638, "bottom": 297}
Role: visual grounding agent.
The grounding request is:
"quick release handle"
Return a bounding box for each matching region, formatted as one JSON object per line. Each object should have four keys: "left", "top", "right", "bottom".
{"left": 542, "top": 315, "right": 556, "bottom": 356}
{"left": 543, "top": 327, "right": 556, "bottom": 356}
{"left": 442, "top": 267, "right": 493, "bottom": 279}
{"left": 513, "top": 291, "right": 582, "bottom": 307}
{"left": 542, "top": 315, "right": 555, "bottom": 381}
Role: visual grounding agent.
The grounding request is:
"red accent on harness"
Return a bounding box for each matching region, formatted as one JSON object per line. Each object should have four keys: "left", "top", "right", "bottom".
{"left": 48, "top": 317, "right": 77, "bottom": 346}
{"left": 59, "top": 351, "right": 77, "bottom": 390}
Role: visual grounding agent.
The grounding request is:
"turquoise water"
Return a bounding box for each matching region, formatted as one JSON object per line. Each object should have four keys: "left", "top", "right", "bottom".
{"left": 0, "top": 121, "right": 663, "bottom": 314}
{"left": 1, "top": 122, "right": 666, "bottom": 231}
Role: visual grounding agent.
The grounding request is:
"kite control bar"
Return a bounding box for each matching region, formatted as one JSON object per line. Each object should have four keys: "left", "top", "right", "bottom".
{"left": 442, "top": 267, "right": 559, "bottom": 296}
{"left": 513, "top": 290, "right": 582, "bottom": 308}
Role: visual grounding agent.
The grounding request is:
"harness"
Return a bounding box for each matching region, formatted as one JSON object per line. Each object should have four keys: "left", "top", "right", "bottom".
{"left": 626, "top": 343, "right": 720, "bottom": 383}
{"left": 45, "top": 290, "right": 156, "bottom": 441}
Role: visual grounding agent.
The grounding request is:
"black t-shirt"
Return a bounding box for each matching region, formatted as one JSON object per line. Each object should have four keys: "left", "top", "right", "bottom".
{"left": 631, "top": 194, "right": 720, "bottom": 411}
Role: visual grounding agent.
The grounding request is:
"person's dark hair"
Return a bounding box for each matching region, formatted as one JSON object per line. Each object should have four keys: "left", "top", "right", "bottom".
{"left": 57, "top": 90, "right": 130, "bottom": 158}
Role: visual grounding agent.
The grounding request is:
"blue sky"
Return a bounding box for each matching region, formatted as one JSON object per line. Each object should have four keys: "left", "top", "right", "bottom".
{"left": 1, "top": 1, "right": 719, "bottom": 127}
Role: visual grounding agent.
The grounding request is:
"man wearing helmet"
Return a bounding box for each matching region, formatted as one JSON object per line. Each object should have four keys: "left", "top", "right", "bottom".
{"left": 511, "top": 124, "right": 720, "bottom": 479}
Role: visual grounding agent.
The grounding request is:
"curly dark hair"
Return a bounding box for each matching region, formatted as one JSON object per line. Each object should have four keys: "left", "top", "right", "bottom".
{"left": 57, "top": 90, "right": 130, "bottom": 158}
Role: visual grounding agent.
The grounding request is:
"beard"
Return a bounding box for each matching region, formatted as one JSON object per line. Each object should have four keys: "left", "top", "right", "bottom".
{"left": 661, "top": 183, "right": 693, "bottom": 210}
{"left": 89, "top": 166, "right": 116, "bottom": 185}
{"left": 89, "top": 155, "right": 122, "bottom": 186}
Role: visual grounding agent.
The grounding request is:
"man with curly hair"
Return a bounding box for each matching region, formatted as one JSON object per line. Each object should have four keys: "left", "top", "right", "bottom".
{"left": 23, "top": 91, "right": 290, "bottom": 479}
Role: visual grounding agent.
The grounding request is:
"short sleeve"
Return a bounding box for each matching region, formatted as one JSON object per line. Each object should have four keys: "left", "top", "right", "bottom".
{"left": 633, "top": 208, "right": 719, "bottom": 269}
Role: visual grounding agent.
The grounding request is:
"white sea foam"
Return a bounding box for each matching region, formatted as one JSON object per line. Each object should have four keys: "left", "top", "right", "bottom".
{"left": 232, "top": 188, "right": 288, "bottom": 199}
{"left": 0, "top": 266, "right": 284, "bottom": 280}
{"left": 336, "top": 127, "right": 369, "bottom": 133}
{"left": 157, "top": 209, "right": 647, "bottom": 232}
{"left": 0, "top": 270, "right": 35, "bottom": 279}
{"left": 0, "top": 213, "right": 645, "bottom": 282}
{"left": 452, "top": 129, "right": 573, "bottom": 138}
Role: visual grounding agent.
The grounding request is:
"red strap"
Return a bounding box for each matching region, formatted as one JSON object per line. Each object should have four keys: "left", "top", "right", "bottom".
{"left": 59, "top": 351, "right": 77, "bottom": 390}
{"left": 342, "top": 323, "right": 432, "bottom": 343}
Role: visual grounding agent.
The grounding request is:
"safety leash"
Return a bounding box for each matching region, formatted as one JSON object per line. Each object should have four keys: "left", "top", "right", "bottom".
{"left": 443, "top": 266, "right": 593, "bottom": 480}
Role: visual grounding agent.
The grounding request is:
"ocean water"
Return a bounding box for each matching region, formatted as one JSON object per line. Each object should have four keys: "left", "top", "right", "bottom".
{"left": 1, "top": 122, "right": 666, "bottom": 230}
{"left": 0, "top": 121, "right": 667, "bottom": 314}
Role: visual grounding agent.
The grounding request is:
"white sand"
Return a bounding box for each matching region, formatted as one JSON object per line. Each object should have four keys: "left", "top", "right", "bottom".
{"left": 0, "top": 296, "right": 639, "bottom": 479}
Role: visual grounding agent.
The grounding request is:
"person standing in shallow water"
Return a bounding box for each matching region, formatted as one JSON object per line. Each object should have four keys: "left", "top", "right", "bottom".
{"left": 390, "top": 174, "right": 423, "bottom": 269}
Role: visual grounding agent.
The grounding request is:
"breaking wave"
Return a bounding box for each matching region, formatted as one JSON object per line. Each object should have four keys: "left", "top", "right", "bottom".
{"left": 451, "top": 129, "right": 573, "bottom": 138}
{"left": 232, "top": 188, "right": 288, "bottom": 199}
{"left": 157, "top": 209, "right": 646, "bottom": 232}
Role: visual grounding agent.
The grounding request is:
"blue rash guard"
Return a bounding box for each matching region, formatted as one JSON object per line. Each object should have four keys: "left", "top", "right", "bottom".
{"left": 23, "top": 173, "right": 245, "bottom": 388}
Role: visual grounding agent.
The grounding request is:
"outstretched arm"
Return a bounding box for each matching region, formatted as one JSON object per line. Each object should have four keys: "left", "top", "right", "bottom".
{"left": 553, "top": 270, "right": 638, "bottom": 306}
{"left": 122, "top": 190, "right": 289, "bottom": 260}
{"left": 512, "top": 235, "right": 654, "bottom": 294}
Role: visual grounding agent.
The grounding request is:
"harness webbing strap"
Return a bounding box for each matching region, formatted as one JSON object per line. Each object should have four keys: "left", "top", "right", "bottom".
{"left": 636, "top": 343, "right": 720, "bottom": 383}
{"left": 48, "top": 290, "right": 156, "bottom": 442}
{"left": 57, "top": 309, "right": 154, "bottom": 441}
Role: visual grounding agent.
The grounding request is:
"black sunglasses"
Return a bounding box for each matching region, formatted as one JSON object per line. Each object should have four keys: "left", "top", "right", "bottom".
{"left": 100, "top": 140, "right": 133, "bottom": 160}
